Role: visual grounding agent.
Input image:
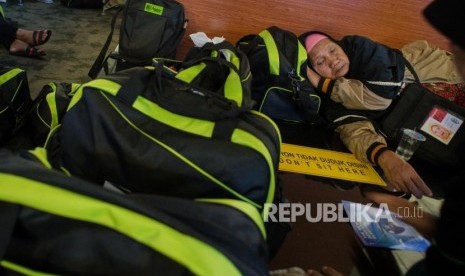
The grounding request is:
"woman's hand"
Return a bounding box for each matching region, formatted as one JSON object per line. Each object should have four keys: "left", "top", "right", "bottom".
{"left": 378, "top": 150, "right": 433, "bottom": 198}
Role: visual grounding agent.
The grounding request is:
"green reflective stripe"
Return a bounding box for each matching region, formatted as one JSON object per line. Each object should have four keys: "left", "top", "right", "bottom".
{"left": 35, "top": 102, "right": 50, "bottom": 128}
{"left": 0, "top": 69, "right": 24, "bottom": 114}
{"left": 134, "top": 96, "right": 215, "bottom": 138}
{"left": 67, "top": 79, "right": 120, "bottom": 111}
{"left": 28, "top": 147, "right": 52, "bottom": 169}
{"left": 243, "top": 71, "right": 251, "bottom": 82}
{"left": 102, "top": 92, "right": 261, "bottom": 209}
{"left": 224, "top": 69, "right": 243, "bottom": 106}
{"left": 0, "top": 104, "right": 8, "bottom": 114}
{"left": 222, "top": 49, "right": 243, "bottom": 106}
{"left": 297, "top": 41, "right": 308, "bottom": 80}
{"left": 226, "top": 49, "right": 240, "bottom": 69}
{"left": 231, "top": 129, "right": 275, "bottom": 215}
{"left": 43, "top": 124, "right": 60, "bottom": 148}
{"left": 175, "top": 63, "right": 207, "bottom": 83}
{"left": 0, "top": 68, "right": 22, "bottom": 85}
{"left": 197, "top": 198, "right": 266, "bottom": 238}
{"left": 0, "top": 174, "right": 241, "bottom": 276}
{"left": 259, "top": 30, "right": 279, "bottom": 76}
{"left": 1, "top": 260, "right": 59, "bottom": 276}
{"left": 69, "top": 83, "right": 82, "bottom": 96}
{"left": 45, "top": 93, "right": 59, "bottom": 128}
{"left": 0, "top": 6, "right": 4, "bottom": 18}
{"left": 59, "top": 166, "right": 71, "bottom": 176}
{"left": 250, "top": 110, "right": 282, "bottom": 146}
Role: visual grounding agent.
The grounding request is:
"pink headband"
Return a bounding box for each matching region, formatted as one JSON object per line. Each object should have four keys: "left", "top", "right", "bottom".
{"left": 305, "top": 33, "right": 329, "bottom": 54}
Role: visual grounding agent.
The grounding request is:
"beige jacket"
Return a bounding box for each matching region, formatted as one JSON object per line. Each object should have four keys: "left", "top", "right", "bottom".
{"left": 335, "top": 40, "right": 463, "bottom": 164}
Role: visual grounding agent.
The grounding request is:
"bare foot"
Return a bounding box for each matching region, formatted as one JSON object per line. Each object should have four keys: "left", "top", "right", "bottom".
{"left": 9, "top": 39, "right": 45, "bottom": 57}
{"left": 9, "top": 39, "right": 30, "bottom": 53}
{"left": 16, "top": 29, "right": 51, "bottom": 46}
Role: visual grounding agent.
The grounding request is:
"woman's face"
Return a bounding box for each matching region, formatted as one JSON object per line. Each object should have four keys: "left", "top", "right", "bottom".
{"left": 431, "top": 124, "right": 450, "bottom": 139}
{"left": 308, "top": 38, "right": 350, "bottom": 79}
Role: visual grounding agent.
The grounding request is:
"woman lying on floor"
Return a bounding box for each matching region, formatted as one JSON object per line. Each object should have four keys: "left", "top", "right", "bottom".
{"left": 298, "top": 30, "right": 464, "bottom": 199}
{"left": 0, "top": 6, "right": 51, "bottom": 57}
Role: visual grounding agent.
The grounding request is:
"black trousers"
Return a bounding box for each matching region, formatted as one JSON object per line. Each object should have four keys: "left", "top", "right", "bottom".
{"left": 0, "top": 16, "right": 18, "bottom": 50}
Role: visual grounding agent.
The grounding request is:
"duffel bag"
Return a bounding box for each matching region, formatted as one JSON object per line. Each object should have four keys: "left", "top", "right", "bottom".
{"left": 23, "top": 82, "right": 80, "bottom": 148}
{"left": 0, "top": 65, "right": 32, "bottom": 146}
{"left": 175, "top": 40, "right": 253, "bottom": 109}
{"left": 0, "top": 148, "right": 268, "bottom": 276}
{"left": 58, "top": 65, "right": 281, "bottom": 210}
{"left": 237, "top": 26, "right": 325, "bottom": 125}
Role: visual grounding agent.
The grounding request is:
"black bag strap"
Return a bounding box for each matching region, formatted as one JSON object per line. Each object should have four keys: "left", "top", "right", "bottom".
{"left": 116, "top": 68, "right": 153, "bottom": 105}
{"left": 0, "top": 203, "right": 19, "bottom": 259}
{"left": 156, "top": 19, "right": 188, "bottom": 58}
{"left": 402, "top": 55, "right": 421, "bottom": 83}
{"left": 212, "top": 119, "right": 239, "bottom": 140}
{"left": 88, "top": 6, "right": 123, "bottom": 79}
{"left": 181, "top": 42, "right": 241, "bottom": 73}
{"left": 235, "top": 34, "right": 261, "bottom": 56}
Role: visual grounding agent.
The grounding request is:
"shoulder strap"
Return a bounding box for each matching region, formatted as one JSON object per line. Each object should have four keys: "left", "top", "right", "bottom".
{"left": 88, "top": 6, "right": 123, "bottom": 79}
{"left": 115, "top": 68, "right": 154, "bottom": 106}
{"left": 402, "top": 55, "right": 420, "bottom": 83}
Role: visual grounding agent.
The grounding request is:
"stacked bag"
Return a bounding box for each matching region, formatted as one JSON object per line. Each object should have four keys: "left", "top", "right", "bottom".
{"left": 1, "top": 2, "right": 305, "bottom": 271}
{"left": 237, "top": 26, "right": 326, "bottom": 125}
{"left": 0, "top": 149, "right": 268, "bottom": 275}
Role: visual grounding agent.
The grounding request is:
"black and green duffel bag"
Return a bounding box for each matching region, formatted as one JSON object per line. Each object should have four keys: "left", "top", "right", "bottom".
{"left": 0, "top": 149, "right": 268, "bottom": 275}
{"left": 22, "top": 82, "right": 80, "bottom": 149}
{"left": 237, "top": 26, "right": 325, "bottom": 125}
{"left": 0, "top": 65, "right": 32, "bottom": 146}
{"left": 58, "top": 65, "right": 281, "bottom": 210}
{"left": 175, "top": 40, "right": 253, "bottom": 109}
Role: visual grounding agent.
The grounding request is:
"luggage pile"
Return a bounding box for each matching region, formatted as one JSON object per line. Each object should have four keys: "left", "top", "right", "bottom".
{"left": 0, "top": 23, "right": 290, "bottom": 276}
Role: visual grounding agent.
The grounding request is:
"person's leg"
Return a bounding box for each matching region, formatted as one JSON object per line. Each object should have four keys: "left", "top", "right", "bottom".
{"left": 0, "top": 17, "right": 17, "bottom": 50}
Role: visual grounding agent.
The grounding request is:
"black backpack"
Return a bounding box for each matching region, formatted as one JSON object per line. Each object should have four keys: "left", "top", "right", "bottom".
{"left": 60, "top": 0, "right": 104, "bottom": 9}
{"left": 237, "top": 26, "right": 326, "bottom": 125}
{"left": 88, "top": 0, "right": 187, "bottom": 78}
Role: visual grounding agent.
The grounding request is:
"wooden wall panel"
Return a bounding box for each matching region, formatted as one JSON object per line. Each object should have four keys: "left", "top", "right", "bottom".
{"left": 177, "top": 0, "right": 447, "bottom": 59}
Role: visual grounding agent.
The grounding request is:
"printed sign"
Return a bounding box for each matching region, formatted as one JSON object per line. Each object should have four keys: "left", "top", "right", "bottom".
{"left": 279, "top": 143, "right": 386, "bottom": 186}
{"left": 420, "top": 105, "right": 463, "bottom": 145}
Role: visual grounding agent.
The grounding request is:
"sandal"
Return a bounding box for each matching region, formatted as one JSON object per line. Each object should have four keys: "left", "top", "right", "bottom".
{"left": 11, "top": 45, "right": 46, "bottom": 58}
{"left": 32, "top": 30, "right": 52, "bottom": 46}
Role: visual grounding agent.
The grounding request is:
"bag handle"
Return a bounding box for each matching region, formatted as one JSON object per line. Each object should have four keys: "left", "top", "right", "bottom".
{"left": 180, "top": 41, "right": 241, "bottom": 73}
{"left": 88, "top": 6, "right": 123, "bottom": 79}
{"left": 176, "top": 42, "right": 249, "bottom": 107}
{"left": 115, "top": 68, "right": 154, "bottom": 106}
{"left": 0, "top": 203, "right": 20, "bottom": 260}
{"left": 402, "top": 55, "right": 421, "bottom": 84}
